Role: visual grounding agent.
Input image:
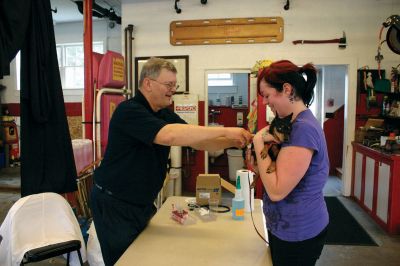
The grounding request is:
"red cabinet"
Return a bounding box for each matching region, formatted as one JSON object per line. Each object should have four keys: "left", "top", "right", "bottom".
{"left": 351, "top": 142, "right": 400, "bottom": 234}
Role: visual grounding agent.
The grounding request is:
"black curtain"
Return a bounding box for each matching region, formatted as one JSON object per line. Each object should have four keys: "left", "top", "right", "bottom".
{"left": 0, "top": 0, "right": 78, "bottom": 195}
{"left": 0, "top": 0, "right": 31, "bottom": 78}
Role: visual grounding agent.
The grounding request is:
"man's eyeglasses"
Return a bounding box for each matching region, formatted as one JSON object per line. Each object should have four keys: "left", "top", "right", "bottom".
{"left": 149, "top": 78, "right": 179, "bottom": 91}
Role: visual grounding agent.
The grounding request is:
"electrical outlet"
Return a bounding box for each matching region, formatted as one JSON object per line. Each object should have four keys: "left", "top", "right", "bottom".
{"left": 237, "top": 112, "right": 244, "bottom": 127}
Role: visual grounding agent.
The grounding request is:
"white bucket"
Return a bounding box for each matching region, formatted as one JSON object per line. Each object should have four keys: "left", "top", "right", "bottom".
{"left": 227, "top": 149, "right": 244, "bottom": 181}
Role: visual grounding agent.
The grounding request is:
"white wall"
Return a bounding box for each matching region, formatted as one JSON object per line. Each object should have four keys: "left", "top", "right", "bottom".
{"left": 121, "top": 0, "right": 399, "bottom": 196}
{"left": 54, "top": 20, "right": 121, "bottom": 50}
{"left": 0, "top": 59, "right": 18, "bottom": 104}
{"left": 122, "top": 0, "right": 399, "bottom": 100}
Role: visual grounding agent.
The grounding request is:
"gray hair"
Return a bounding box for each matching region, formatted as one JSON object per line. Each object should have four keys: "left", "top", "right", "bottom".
{"left": 138, "top": 57, "right": 177, "bottom": 89}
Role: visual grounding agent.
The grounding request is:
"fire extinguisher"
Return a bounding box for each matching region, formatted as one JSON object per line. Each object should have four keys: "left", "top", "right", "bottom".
{"left": 3, "top": 120, "right": 18, "bottom": 144}
{"left": 2, "top": 120, "right": 20, "bottom": 167}
{"left": 9, "top": 143, "right": 20, "bottom": 167}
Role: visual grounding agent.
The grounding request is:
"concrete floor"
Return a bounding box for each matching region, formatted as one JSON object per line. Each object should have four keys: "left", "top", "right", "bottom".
{"left": 0, "top": 169, "right": 399, "bottom": 266}
{"left": 319, "top": 176, "right": 400, "bottom": 266}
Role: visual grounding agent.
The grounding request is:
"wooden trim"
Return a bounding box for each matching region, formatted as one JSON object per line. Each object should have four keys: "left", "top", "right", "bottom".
{"left": 170, "top": 17, "right": 284, "bottom": 46}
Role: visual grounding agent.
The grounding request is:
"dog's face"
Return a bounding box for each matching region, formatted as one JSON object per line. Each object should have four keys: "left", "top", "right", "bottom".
{"left": 270, "top": 128, "right": 286, "bottom": 143}
{"left": 269, "top": 112, "right": 293, "bottom": 143}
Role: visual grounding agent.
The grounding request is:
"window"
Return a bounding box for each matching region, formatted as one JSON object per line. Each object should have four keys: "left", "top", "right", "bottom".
{"left": 57, "top": 42, "right": 103, "bottom": 89}
{"left": 15, "top": 42, "right": 103, "bottom": 91}
{"left": 208, "top": 73, "right": 234, "bottom": 86}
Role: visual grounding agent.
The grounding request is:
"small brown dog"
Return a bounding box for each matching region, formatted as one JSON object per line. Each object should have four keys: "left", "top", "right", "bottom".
{"left": 260, "top": 113, "right": 293, "bottom": 174}
{"left": 246, "top": 113, "right": 293, "bottom": 188}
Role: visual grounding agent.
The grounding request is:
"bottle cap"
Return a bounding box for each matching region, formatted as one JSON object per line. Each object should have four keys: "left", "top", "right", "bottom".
{"left": 236, "top": 175, "right": 241, "bottom": 189}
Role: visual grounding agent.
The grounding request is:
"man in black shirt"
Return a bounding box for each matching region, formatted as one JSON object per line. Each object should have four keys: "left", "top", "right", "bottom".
{"left": 91, "top": 57, "right": 253, "bottom": 265}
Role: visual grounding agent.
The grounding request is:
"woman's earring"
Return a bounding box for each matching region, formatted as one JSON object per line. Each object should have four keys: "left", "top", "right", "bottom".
{"left": 288, "top": 93, "right": 294, "bottom": 104}
{"left": 285, "top": 83, "right": 295, "bottom": 104}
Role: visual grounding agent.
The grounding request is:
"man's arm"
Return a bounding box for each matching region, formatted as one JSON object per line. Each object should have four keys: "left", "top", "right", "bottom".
{"left": 154, "top": 124, "right": 252, "bottom": 151}
{"left": 190, "top": 137, "right": 237, "bottom": 152}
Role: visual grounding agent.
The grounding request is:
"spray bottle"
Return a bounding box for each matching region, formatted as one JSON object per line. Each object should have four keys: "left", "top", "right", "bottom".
{"left": 232, "top": 175, "right": 245, "bottom": 220}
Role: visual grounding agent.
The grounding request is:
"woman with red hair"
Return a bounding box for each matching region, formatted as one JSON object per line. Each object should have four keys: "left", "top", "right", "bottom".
{"left": 253, "top": 60, "right": 329, "bottom": 265}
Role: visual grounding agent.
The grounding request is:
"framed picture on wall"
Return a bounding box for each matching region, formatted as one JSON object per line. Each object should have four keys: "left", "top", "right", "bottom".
{"left": 134, "top": 55, "right": 189, "bottom": 94}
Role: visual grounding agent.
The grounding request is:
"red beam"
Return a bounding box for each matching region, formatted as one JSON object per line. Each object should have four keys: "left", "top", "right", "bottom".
{"left": 83, "top": 0, "right": 94, "bottom": 140}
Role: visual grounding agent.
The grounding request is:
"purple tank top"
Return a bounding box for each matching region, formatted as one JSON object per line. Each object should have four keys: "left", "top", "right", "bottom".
{"left": 263, "top": 109, "right": 329, "bottom": 241}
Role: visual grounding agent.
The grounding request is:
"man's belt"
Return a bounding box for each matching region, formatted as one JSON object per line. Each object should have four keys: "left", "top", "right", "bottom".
{"left": 94, "top": 183, "right": 113, "bottom": 196}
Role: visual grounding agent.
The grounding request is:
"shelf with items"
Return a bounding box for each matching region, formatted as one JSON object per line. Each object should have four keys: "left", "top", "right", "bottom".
{"left": 356, "top": 92, "right": 400, "bottom": 123}
{"left": 355, "top": 91, "right": 400, "bottom": 150}
{"left": 355, "top": 93, "right": 384, "bottom": 128}
{"left": 382, "top": 91, "right": 400, "bottom": 98}
{"left": 208, "top": 105, "right": 248, "bottom": 110}
{"left": 382, "top": 115, "right": 400, "bottom": 120}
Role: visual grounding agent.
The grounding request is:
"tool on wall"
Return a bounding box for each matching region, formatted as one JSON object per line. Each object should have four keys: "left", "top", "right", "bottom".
{"left": 292, "top": 31, "right": 347, "bottom": 49}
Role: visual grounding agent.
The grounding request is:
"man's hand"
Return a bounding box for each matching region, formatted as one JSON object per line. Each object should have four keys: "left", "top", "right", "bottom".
{"left": 225, "top": 127, "right": 253, "bottom": 148}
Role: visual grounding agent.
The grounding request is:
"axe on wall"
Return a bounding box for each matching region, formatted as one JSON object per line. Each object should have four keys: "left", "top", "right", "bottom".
{"left": 293, "top": 31, "right": 347, "bottom": 49}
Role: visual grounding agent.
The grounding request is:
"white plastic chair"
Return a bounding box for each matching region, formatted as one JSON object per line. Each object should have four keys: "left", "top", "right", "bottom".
{"left": 0, "top": 192, "right": 87, "bottom": 266}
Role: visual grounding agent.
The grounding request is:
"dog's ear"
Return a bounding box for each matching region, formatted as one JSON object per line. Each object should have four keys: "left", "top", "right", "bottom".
{"left": 284, "top": 113, "right": 293, "bottom": 121}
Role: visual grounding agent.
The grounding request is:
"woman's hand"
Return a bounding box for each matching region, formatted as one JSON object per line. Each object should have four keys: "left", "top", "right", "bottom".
{"left": 253, "top": 126, "right": 280, "bottom": 158}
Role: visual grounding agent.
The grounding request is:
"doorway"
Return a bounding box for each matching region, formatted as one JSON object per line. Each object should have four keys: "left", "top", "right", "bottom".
{"left": 204, "top": 69, "right": 251, "bottom": 182}
{"left": 311, "top": 65, "right": 347, "bottom": 126}
{"left": 312, "top": 65, "right": 347, "bottom": 185}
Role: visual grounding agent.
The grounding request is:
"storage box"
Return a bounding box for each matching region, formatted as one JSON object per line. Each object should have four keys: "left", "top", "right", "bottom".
{"left": 72, "top": 139, "right": 93, "bottom": 175}
{"left": 196, "top": 174, "right": 221, "bottom": 206}
{"left": 355, "top": 119, "right": 385, "bottom": 143}
{"left": 364, "top": 118, "right": 384, "bottom": 129}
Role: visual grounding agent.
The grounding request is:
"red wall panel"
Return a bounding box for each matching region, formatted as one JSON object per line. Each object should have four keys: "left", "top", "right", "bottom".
{"left": 323, "top": 106, "right": 344, "bottom": 175}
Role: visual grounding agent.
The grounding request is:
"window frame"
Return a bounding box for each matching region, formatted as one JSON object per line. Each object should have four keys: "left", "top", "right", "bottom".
{"left": 15, "top": 42, "right": 104, "bottom": 92}
{"left": 56, "top": 41, "right": 104, "bottom": 90}
{"left": 207, "top": 73, "right": 234, "bottom": 86}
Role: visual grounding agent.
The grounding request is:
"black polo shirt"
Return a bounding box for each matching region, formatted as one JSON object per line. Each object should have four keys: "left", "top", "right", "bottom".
{"left": 94, "top": 91, "right": 186, "bottom": 206}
